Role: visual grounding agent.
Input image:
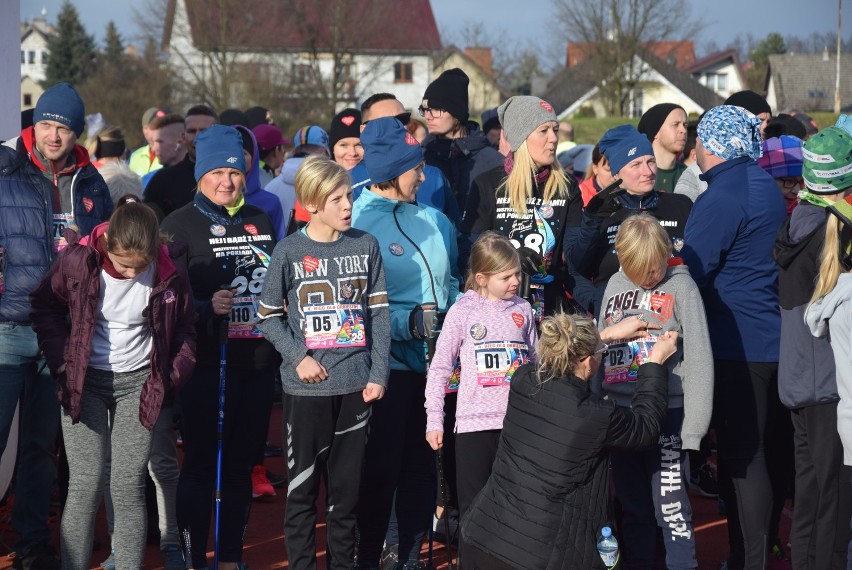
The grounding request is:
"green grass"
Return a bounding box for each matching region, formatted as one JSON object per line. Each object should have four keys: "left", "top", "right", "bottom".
{"left": 569, "top": 112, "right": 842, "bottom": 147}
{"left": 572, "top": 117, "right": 640, "bottom": 146}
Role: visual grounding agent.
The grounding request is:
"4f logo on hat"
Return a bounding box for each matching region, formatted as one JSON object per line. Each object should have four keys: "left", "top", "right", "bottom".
{"left": 627, "top": 147, "right": 637, "bottom": 156}
{"left": 227, "top": 156, "right": 238, "bottom": 163}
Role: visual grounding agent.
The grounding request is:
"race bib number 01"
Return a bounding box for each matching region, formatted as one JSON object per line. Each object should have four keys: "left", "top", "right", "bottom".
{"left": 604, "top": 337, "right": 657, "bottom": 384}
{"left": 304, "top": 303, "right": 366, "bottom": 349}
{"left": 475, "top": 341, "right": 529, "bottom": 386}
{"left": 229, "top": 295, "right": 264, "bottom": 339}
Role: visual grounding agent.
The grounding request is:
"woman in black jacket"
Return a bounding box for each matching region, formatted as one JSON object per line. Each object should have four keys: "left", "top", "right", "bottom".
{"left": 461, "top": 313, "right": 677, "bottom": 570}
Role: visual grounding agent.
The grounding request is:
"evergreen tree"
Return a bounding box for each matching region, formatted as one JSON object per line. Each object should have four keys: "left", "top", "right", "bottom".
{"left": 43, "top": 0, "right": 96, "bottom": 88}
{"left": 102, "top": 21, "right": 125, "bottom": 65}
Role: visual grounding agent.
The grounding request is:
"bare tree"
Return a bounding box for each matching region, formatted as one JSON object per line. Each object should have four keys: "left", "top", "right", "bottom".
{"left": 550, "top": 0, "right": 702, "bottom": 116}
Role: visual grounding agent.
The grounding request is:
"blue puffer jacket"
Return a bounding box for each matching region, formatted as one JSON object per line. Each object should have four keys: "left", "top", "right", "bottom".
{"left": 0, "top": 134, "right": 112, "bottom": 323}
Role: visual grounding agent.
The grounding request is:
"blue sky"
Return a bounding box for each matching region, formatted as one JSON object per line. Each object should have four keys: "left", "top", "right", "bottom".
{"left": 20, "top": 0, "right": 850, "bottom": 62}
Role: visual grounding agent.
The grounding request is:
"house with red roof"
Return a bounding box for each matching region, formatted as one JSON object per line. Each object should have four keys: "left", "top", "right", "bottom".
{"left": 162, "top": 0, "right": 442, "bottom": 113}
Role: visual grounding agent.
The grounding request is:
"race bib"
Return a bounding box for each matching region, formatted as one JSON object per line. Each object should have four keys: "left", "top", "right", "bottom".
{"left": 603, "top": 337, "right": 657, "bottom": 384}
{"left": 228, "top": 295, "right": 264, "bottom": 339}
{"left": 304, "top": 303, "right": 366, "bottom": 349}
{"left": 52, "top": 213, "right": 73, "bottom": 252}
{"left": 474, "top": 341, "right": 530, "bottom": 386}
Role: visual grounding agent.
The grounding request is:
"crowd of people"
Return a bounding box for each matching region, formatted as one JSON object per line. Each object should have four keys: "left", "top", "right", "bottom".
{"left": 0, "top": 67, "right": 850, "bottom": 570}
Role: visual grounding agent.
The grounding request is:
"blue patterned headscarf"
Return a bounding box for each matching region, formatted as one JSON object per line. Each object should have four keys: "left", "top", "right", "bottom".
{"left": 697, "top": 105, "right": 763, "bottom": 161}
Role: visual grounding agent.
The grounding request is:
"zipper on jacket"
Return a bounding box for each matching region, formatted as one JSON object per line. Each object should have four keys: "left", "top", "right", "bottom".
{"left": 392, "top": 202, "right": 439, "bottom": 307}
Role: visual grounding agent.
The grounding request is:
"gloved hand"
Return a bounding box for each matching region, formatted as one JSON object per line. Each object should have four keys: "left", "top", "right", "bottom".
{"left": 517, "top": 247, "right": 544, "bottom": 276}
{"left": 410, "top": 303, "right": 441, "bottom": 340}
{"left": 584, "top": 179, "right": 624, "bottom": 218}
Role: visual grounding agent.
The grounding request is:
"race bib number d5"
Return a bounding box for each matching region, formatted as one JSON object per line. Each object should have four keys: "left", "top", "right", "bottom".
{"left": 475, "top": 341, "right": 530, "bottom": 386}
{"left": 304, "top": 303, "right": 366, "bottom": 349}
{"left": 604, "top": 337, "right": 656, "bottom": 384}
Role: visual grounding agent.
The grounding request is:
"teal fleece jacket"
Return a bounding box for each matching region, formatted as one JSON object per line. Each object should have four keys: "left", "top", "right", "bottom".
{"left": 352, "top": 189, "right": 462, "bottom": 373}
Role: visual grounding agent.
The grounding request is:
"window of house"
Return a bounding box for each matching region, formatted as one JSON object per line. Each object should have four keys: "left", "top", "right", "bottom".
{"left": 42, "top": 51, "right": 49, "bottom": 64}
{"left": 28, "top": 51, "right": 36, "bottom": 64}
{"left": 808, "top": 89, "right": 826, "bottom": 98}
{"left": 394, "top": 62, "right": 413, "bottom": 83}
{"left": 716, "top": 73, "right": 727, "bottom": 92}
{"left": 291, "top": 63, "right": 312, "bottom": 84}
{"left": 21, "top": 51, "right": 25, "bottom": 64}
{"left": 631, "top": 89, "right": 644, "bottom": 118}
{"left": 23, "top": 93, "right": 32, "bottom": 107}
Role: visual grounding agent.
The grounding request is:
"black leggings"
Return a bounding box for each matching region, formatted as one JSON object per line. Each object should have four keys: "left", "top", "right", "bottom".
{"left": 713, "top": 360, "right": 776, "bottom": 570}
{"left": 176, "top": 364, "right": 275, "bottom": 568}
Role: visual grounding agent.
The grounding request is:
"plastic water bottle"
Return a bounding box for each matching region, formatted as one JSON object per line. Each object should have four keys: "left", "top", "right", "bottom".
{"left": 597, "top": 526, "right": 619, "bottom": 568}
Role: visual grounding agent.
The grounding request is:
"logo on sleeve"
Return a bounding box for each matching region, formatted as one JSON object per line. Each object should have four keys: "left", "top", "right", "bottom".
{"left": 244, "top": 224, "right": 258, "bottom": 236}
{"left": 511, "top": 313, "right": 525, "bottom": 328}
{"left": 82, "top": 197, "right": 94, "bottom": 213}
{"left": 163, "top": 289, "right": 176, "bottom": 304}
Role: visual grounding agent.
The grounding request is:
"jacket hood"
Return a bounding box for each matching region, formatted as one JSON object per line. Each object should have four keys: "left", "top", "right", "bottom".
{"left": 21, "top": 125, "right": 92, "bottom": 174}
{"left": 774, "top": 204, "right": 827, "bottom": 270}
{"left": 80, "top": 221, "right": 177, "bottom": 281}
{"left": 355, "top": 186, "right": 411, "bottom": 213}
{"left": 423, "top": 122, "right": 490, "bottom": 155}
{"left": 280, "top": 156, "right": 304, "bottom": 185}
{"left": 235, "top": 125, "right": 261, "bottom": 196}
{"left": 806, "top": 273, "right": 852, "bottom": 337}
{"left": 459, "top": 288, "right": 524, "bottom": 311}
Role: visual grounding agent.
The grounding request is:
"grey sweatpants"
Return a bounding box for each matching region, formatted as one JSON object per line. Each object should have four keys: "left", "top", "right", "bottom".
{"left": 60, "top": 367, "right": 153, "bottom": 570}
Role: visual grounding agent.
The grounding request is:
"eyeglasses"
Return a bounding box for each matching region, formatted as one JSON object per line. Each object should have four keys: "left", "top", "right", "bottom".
{"left": 362, "top": 112, "right": 411, "bottom": 127}
{"left": 779, "top": 177, "right": 803, "bottom": 189}
{"left": 418, "top": 106, "right": 444, "bottom": 118}
{"left": 592, "top": 343, "right": 609, "bottom": 357}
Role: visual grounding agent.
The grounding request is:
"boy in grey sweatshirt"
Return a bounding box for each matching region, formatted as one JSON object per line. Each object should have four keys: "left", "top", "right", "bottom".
{"left": 256, "top": 157, "right": 390, "bottom": 569}
{"left": 598, "top": 213, "right": 713, "bottom": 570}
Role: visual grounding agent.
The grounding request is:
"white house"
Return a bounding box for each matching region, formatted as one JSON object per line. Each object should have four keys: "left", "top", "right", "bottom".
{"left": 545, "top": 48, "right": 722, "bottom": 120}
{"left": 686, "top": 49, "right": 747, "bottom": 100}
{"left": 163, "top": 0, "right": 441, "bottom": 114}
{"left": 20, "top": 16, "right": 54, "bottom": 109}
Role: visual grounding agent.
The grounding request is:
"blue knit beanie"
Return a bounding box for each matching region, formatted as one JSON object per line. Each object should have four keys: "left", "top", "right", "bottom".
{"left": 598, "top": 124, "right": 654, "bottom": 175}
{"left": 33, "top": 82, "right": 85, "bottom": 136}
{"left": 361, "top": 117, "right": 424, "bottom": 184}
{"left": 194, "top": 124, "right": 247, "bottom": 182}
{"left": 293, "top": 125, "right": 330, "bottom": 150}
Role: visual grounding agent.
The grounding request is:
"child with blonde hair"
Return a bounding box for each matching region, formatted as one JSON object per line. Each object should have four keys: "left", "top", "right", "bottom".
{"left": 424, "top": 231, "right": 538, "bottom": 563}
{"left": 257, "top": 156, "right": 390, "bottom": 569}
{"left": 599, "top": 212, "right": 713, "bottom": 569}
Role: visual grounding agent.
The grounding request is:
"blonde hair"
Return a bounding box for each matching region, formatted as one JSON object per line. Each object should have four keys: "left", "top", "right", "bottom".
{"left": 501, "top": 141, "right": 569, "bottom": 215}
{"left": 295, "top": 156, "right": 352, "bottom": 210}
{"left": 463, "top": 232, "right": 520, "bottom": 292}
{"left": 811, "top": 214, "right": 846, "bottom": 303}
{"left": 85, "top": 125, "right": 125, "bottom": 159}
{"left": 536, "top": 313, "right": 599, "bottom": 382}
{"left": 615, "top": 213, "right": 672, "bottom": 285}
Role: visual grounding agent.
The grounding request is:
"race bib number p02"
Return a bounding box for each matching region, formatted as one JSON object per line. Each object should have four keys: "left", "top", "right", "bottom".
{"left": 603, "top": 337, "right": 657, "bottom": 384}
{"left": 304, "top": 303, "right": 366, "bottom": 349}
{"left": 475, "top": 341, "right": 530, "bottom": 386}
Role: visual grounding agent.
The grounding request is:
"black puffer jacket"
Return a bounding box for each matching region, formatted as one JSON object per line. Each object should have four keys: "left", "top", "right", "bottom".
{"left": 461, "top": 361, "right": 667, "bottom": 569}
{"left": 423, "top": 122, "right": 503, "bottom": 211}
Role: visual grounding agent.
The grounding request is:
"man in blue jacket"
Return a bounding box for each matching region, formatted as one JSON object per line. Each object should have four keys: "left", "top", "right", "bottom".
{"left": 0, "top": 82, "right": 113, "bottom": 570}
{"left": 681, "top": 104, "right": 786, "bottom": 570}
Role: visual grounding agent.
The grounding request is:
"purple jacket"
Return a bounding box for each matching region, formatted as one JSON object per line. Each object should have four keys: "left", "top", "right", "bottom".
{"left": 425, "top": 289, "right": 537, "bottom": 434}
{"left": 29, "top": 222, "right": 197, "bottom": 430}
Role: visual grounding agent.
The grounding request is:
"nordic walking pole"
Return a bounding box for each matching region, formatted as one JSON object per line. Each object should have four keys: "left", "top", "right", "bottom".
{"left": 436, "top": 448, "right": 455, "bottom": 570}
{"left": 213, "top": 296, "right": 230, "bottom": 570}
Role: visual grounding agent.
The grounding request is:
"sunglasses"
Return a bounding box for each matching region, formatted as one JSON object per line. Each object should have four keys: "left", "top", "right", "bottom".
{"left": 592, "top": 343, "right": 609, "bottom": 357}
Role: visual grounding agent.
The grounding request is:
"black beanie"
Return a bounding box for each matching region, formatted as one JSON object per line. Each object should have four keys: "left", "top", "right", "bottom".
{"left": 244, "top": 106, "right": 269, "bottom": 129}
{"left": 329, "top": 108, "right": 362, "bottom": 151}
{"left": 220, "top": 108, "right": 250, "bottom": 127}
{"left": 724, "top": 90, "right": 772, "bottom": 116}
{"left": 422, "top": 68, "right": 470, "bottom": 123}
{"left": 637, "top": 103, "right": 684, "bottom": 142}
